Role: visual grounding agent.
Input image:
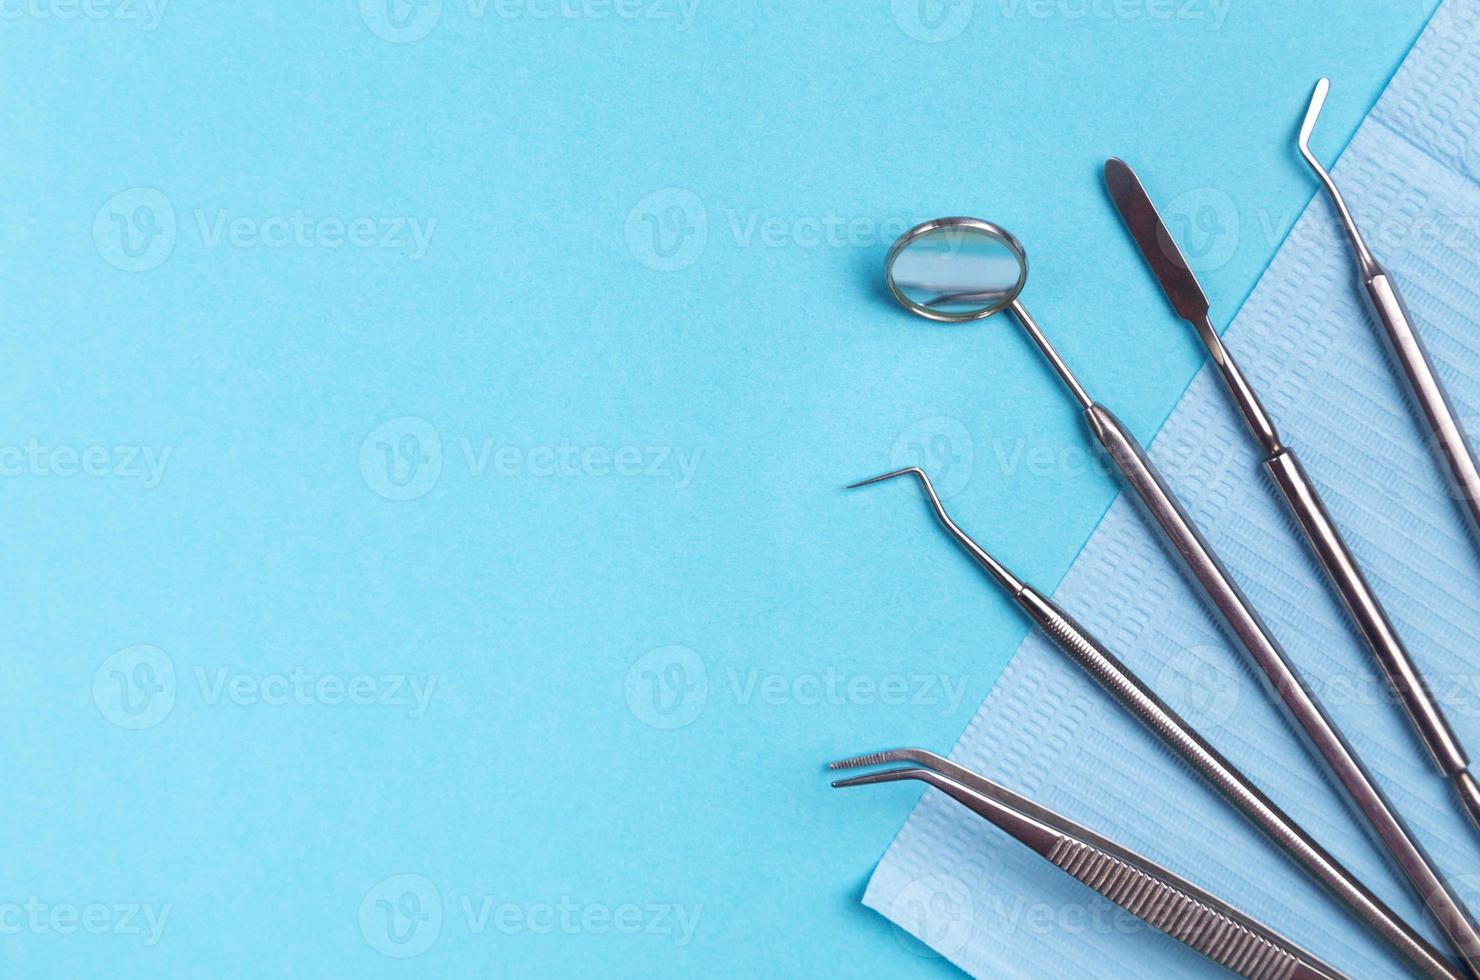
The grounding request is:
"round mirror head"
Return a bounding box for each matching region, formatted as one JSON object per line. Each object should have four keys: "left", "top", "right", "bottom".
{"left": 885, "top": 218, "right": 1028, "bottom": 322}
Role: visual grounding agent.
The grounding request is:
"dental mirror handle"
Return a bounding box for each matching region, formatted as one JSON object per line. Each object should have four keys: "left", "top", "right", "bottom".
{"left": 1085, "top": 401, "right": 1480, "bottom": 975}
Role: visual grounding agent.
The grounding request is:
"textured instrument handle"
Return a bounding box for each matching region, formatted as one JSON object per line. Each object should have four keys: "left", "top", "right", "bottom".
{"left": 1016, "top": 587, "right": 1462, "bottom": 979}
{"left": 1047, "top": 836, "right": 1301, "bottom": 980}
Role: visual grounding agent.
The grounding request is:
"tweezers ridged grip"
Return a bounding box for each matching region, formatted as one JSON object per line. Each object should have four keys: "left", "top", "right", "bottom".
{"left": 1016, "top": 586, "right": 1459, "bottom": 979}
{"left": 1046, "top": 837, "right": 1300, "bottom": 980}
{"left": 1082, "top": 402, "right": 1480, "bottom": 969}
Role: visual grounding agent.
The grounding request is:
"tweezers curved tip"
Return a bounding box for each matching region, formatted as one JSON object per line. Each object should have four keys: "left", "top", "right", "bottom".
{"left": 829, "top": 747, "right": 940, "bottom": 771}
{"left": 830, "top": 767, "right": 928, "bottom": 790}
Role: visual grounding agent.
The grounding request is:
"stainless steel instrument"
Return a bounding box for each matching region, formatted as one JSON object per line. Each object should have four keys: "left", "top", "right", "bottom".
{"left": 1299, "top": 78, "right": 1480, "bottom": 548}
{"left": 883, "top": 217, "right": 1480, "bottom": 975}
{"left": 1104, "top": 154, "right": 1480, "bottom": 835}
{"left": 830, "top": 748, "right": 1350, "bottom": 979}
{"left": 849, "top": 464, "right": 1463, "bottom": 979}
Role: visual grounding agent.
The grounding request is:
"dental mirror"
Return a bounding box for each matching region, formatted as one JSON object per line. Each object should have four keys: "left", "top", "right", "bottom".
{"left": 884, "top": 217, "right": 1091, "bottom": 408}
{"left": 884, "top": 218, "right": 1028, "bottom": 322}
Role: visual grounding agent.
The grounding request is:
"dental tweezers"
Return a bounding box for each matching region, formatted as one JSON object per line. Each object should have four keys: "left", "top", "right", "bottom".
{"left": 1104, "top": 155, "right": 1480, "bottom": 833}
{"left": 851, "top": 465, "right": 1462, "bottom": 979}
{"left": 830, "top": 749, "right": 1349, "bottom": 979}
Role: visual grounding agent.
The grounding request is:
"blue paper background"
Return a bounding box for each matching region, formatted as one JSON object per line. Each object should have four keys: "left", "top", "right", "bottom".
{"left": 0, "top": 1, "right": 1447, "bottom": 975}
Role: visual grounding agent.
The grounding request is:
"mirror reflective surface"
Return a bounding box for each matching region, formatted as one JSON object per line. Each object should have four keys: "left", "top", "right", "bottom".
{"left": 885, "top": 219, "right": 1028, "bottom": 322}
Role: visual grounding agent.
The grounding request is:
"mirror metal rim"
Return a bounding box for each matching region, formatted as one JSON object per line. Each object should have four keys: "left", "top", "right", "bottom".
{"left": 884, "top": 217, "right": 1029, "bottom": 323}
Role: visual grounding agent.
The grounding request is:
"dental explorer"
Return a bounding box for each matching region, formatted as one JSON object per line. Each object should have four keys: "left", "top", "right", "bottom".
{"left": 1300, "top": 79, "right": 1480, "bottom": 549}
{"left": 849, "top": 464, "right": 1462, "bottom": 979}
{"left": 1104, "top": 155, "right": 1480, "bottom": 835}
{"left": 884, "top": 217, "right": 1480, "bottom": 974}
{"left": 830, "top": 749, "right": 1349, "bottom": 980}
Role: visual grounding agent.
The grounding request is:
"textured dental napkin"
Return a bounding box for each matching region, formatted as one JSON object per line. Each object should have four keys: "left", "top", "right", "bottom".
{"left": 866, "top": 1, "right": 1480, "bottom": 975}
